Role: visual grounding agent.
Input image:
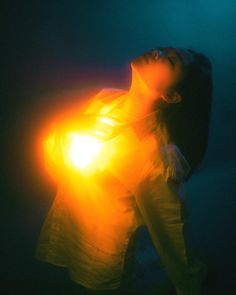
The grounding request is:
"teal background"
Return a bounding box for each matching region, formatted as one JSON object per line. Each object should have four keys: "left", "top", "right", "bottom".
{"left": 2, "top": 0, "right": 236, "bottom": 293}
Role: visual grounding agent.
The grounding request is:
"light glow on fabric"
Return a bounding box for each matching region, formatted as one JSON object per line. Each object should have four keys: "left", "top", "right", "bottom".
{"left": 43, "top": 115, "right": 124, "bottom": 177}
{"left": 42, "top": 108, "right": 157, "bottom": 191}
{"left": 66, "top": 133, "right": 102, "bottom": 169}
{"left": 99, "top": 117, "right": 115, "bottom": 126}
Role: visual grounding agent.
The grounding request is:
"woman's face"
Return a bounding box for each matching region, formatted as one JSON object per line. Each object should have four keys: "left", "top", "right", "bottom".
{"left": 131, "top": 47, "right": 193, "bottom": 100}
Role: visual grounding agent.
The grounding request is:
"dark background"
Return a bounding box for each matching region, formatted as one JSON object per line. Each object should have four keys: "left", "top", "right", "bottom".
{"left": 2, "top": 0, "right": 236, "bottom": 294}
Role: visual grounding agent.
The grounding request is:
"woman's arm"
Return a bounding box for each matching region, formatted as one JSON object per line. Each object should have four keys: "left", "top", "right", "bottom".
{"left": 135, "top": 160, "right": 206, "bottom": 295}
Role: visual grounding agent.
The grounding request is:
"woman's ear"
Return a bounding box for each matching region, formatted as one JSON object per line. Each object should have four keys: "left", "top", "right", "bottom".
{"left": 161, "top": 91, "right": 182, "bottom": 104}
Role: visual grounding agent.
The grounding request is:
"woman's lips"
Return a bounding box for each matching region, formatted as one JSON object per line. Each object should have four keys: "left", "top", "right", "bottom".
{"left": 151, "top": 49, "right": 160, "bottom": 60}
{"left": 141, "top": 48, "right": 163, "bottom": 63}
{"left": 147, "top": 49, "right": 162, "bottom": 62}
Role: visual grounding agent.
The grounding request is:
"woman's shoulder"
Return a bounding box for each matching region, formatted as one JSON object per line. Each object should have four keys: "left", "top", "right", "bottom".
{"left": 90, "top": 88, "right": 127, "bottom": 106}
{"left": 84, "top": 88, "right": 127, "bottom": 115}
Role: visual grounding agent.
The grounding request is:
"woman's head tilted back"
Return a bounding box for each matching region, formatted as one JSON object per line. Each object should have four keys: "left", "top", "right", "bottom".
{"left": 131, "top": 47, "right": 213, "bottom": 178}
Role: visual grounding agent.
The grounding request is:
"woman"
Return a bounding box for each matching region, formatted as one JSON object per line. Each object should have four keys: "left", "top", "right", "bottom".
{"left": 36, "top": 47, "right": 212, "bottom": 295}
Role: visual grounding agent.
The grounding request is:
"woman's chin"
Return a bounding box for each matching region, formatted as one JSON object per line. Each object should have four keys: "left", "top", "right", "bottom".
{"left": 131, "top": 55, "right": 147, "bottom": 68}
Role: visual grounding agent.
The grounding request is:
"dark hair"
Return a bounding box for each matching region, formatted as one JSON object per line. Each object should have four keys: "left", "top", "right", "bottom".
{"left": 159, "top": 50, "right": 213, "bottom": 179}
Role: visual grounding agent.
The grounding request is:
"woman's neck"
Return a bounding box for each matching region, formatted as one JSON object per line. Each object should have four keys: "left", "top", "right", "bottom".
{"left": 121, "top": 70, "right": 161, "bottom": 121}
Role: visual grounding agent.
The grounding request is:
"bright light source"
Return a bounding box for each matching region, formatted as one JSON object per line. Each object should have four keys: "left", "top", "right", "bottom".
{"left": 66, "top": 133, "right": 102, "bottom": 169}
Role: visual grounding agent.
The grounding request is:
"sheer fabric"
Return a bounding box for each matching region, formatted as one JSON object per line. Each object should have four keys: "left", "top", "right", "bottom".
{"left": 36, "top": 89, "right": 204, "bottom": 293}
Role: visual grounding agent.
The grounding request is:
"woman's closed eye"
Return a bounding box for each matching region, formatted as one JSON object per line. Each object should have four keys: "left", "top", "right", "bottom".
{"left": 167, "top": 56, "right": 175, "bottom": 67}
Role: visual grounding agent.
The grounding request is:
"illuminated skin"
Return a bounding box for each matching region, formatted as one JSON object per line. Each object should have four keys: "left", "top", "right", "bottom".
{"left": 122, "top": 47, "right": 194, "bottom": 120}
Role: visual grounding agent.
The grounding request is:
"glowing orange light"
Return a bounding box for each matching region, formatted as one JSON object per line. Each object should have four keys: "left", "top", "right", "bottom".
{"left": 42, "top": 115, "right": 131, "bottom": 179}
{"left": 98, "top": 117, "right": 115, "bottom": 126}
{"left": 66, "top": 133, "right": 103, "bottom": 169}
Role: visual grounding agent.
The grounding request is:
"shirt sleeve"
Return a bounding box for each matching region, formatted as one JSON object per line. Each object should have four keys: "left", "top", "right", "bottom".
{"left": 43, "top": 125, "right": 73, "bottom": 183}
{"left": 135, "top": 144, "right": 205, "bottom": 294}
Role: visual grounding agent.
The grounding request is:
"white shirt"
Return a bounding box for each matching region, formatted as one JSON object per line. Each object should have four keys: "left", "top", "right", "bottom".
{"left": 36, "top": 88, "right": 191, "bottom": 291}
